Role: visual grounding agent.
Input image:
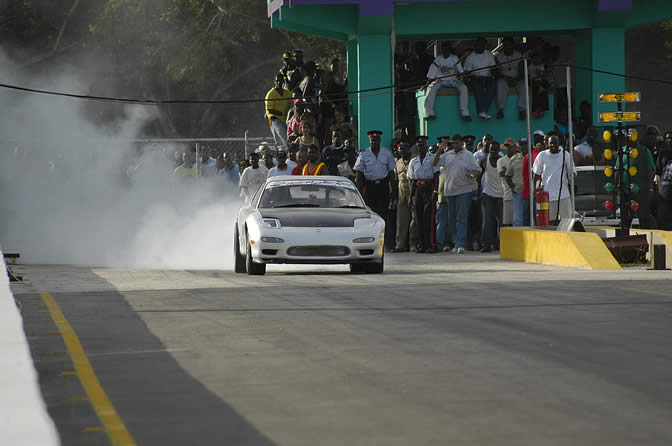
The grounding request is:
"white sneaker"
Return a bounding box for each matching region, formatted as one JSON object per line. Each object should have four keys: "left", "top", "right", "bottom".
{"left": 450, "top": 247, "right": 458, "bottom": 254}
{"left": 456, "top": 247, "right": 465, "bottom": 254}
{"left": 478, "top": 112, "right": 490, "bottom": 120}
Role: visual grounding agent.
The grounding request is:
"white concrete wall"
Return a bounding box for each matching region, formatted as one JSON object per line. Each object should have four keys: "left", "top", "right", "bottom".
{"left": 0, "top": 247, "right": 60, "bottom": 446}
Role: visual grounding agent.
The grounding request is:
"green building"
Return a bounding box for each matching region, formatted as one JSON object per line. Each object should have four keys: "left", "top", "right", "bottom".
{"left": 268, "top": 0, "right": 672, "bottom": 148}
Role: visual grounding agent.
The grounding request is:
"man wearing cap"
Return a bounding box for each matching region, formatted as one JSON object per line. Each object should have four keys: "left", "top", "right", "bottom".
{"left": 408, "top": 136, "right": 440, "bottom": 253}
{"left": 394, "top": 142, "right": 413, "bottom": 252}
{"left": 354, "top": 131, "right": 397, "bottom": 222}
{"left": 433, "top": 134, "right": 481, "bottom": 253}
{"left": 424, "top": 42, "right": 471, "bottom": 122}
{"left": 265, "top": 73, "right": 293, "bottom": 149}
{"left": 267, "top": 150, "right": 292, "bottom": 177}
{"left": 302, "top": 145, "right": 327, "bottom": 175}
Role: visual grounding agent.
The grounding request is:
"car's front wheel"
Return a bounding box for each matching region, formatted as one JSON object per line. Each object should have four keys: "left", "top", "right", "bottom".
{"left": 364, "top": 253, "right": 384, "bottom": 274}
{"left": 245, "top": 234, "right": 266, "bottom": 276}
{"left": 234, "top": 225, "right": 246, "bottom": 273}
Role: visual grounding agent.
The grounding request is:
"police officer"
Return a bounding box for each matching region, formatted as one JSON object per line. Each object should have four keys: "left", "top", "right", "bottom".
{"left": 408, "top": 135, "right": 440, "bottom": 253}
{"left": 354, "top": 130, "right": 397, "bottom": 222}
{"left": 394, "top": 142, "right": 412, "bottom": 252}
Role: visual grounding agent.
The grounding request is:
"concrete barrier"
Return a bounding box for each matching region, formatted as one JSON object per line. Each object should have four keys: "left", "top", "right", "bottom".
{"left": 500, "top": 227, "right": 622, "bottom": 270}
{"left": 586, "top": 226, "right": 672, "bottom": 268}
{"left": 0, "top": 248, "right": 60, "bottom": 446}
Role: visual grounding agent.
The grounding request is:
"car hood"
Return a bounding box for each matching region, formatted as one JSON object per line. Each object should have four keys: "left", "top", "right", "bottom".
{"left": 258, "top": 208, "right": 372, "bottom": 227}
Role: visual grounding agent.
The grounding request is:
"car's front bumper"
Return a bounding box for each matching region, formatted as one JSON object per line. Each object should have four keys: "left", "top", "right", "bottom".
{"left": 249, "top": 227, "right": 384, "bottom": 265}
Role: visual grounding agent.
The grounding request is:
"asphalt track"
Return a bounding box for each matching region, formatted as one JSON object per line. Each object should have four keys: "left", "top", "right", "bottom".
{"left": 12, "top": 253, "right": 672, "bottom": 446}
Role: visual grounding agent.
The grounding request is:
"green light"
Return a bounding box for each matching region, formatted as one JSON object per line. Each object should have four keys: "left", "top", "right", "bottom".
{"left": 631, "top": 184, "right": 640, "bottom": 194}
{"left": 604, "top": 182, "right": 615, "bottom": 193}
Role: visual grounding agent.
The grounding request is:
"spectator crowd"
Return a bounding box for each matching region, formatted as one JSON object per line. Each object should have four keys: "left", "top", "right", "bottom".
{"left": 171, "top": 38, "right": 672, "bottom": 253}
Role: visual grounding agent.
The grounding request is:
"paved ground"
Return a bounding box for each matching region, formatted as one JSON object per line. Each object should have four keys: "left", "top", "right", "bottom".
{"left": 12, "top": 253, "right": 672, "bottom": 446}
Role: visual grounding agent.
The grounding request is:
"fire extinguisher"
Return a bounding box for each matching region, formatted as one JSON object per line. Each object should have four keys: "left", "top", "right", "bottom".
{"left": 536, "top": 189, "right": 550, "bottom": 226}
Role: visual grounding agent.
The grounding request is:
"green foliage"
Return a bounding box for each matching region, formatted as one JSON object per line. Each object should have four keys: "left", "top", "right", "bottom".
{"left": 1, "top": 0, "right": 345, "bottom": 136}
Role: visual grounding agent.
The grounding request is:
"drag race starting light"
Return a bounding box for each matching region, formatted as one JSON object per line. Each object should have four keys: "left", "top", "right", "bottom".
{"left": 599, "top": 92, "right": 641, "bottom": 103}
{"left": 599, "top": 112, "right": 641, "bottom": 123}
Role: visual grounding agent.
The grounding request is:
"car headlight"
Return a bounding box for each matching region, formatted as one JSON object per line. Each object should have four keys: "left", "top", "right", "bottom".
{"left": 261, "top": 236, "right": 284, "bottom": 243}
{"left": 353, "top": 217, "right": 375, "bottom": 228}
{"left": 353, "top": 237, "right": 375, "bottom": 243}
{"left": 262, "top": 218, "right": 281, "bottom": 229}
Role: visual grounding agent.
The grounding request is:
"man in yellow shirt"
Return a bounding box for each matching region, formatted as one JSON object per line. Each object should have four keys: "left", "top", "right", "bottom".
{"left": 265, "top": 73, "right": 293, "bottom": 149}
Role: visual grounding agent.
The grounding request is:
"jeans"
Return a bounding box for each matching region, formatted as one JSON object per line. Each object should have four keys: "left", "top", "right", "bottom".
{"left": 522, "top": 198, "right": 532, "bottom": 226}
{"left": 471, "top": 77, "right": 495, "bottom": 114}
{"left": 481, "top": 193, "right": 503, "bottom": 248}
{"left": 447, "top": 192, "right": 473, "bottom": 250}
{"left": 435, "top": 202, "right": 449, "bottom": 248}
{"left": 270, "top": 119, "right": 288, "bottom": 148}
{"left": 512, "top": 192, "right": 525, "bottom": 226}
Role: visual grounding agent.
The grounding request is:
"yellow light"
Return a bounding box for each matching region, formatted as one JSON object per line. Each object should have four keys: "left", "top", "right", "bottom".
{"left": 250, "top": 240, "right": 255, "bottom": 245}
{"left": 629, "top": 130, "right": 639, "bottom": 142}
{"left": 630, "top": 148, "right": 639, "bottom": 159}
{"left": 598, "top": 92, "right": 641, "bottom": 103}
{"left": 604, "top": 148, "right": 613, "bottom": 160}
{"left": 603, "top": 131, "right": 612, "bottom": 142}
{"left": 629, "top": 166, "right": 638, "bottom": 177}
{"left": 599, "top": 112, "right": 641, "bottom": 123}
{"left": 604, "top": 167, "right": 613, "bottom": 178}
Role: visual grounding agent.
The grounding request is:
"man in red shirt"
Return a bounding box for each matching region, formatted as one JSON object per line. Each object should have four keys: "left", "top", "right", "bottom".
{"left": 291, "top": 146, "right": 309, "bottom": 175}
{"left": 521, "top": 136, "right": 541, "bottom": 225}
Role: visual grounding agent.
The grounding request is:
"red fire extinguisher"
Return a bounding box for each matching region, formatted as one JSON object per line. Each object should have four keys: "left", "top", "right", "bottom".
{"left": 536, "top": 189, "right": 550, "bottom": 226}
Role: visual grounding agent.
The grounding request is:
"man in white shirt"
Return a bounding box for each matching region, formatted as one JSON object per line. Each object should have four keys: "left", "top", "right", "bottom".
{"left": 239, "top": 152, "right": 269, "bottom": 202}
{"left": 533, "top": 135, "right": 576, "bottom": 221}
{"left": 464, "top": 37, "right": 496, "bottom": 120}
{"left": 423, "top": 42, "right": 471, "bottom": 121}
{"left": 495, "top": 37, "right": 526, "bottom": 120}
{"left": 267, "top": 150, "right": 293, "bottom": 177}
{"left": 498, "top": 138, "right": 518, "bottom": 226}
{"left": 432, "top": 135, "right": 481, "bottom": 253}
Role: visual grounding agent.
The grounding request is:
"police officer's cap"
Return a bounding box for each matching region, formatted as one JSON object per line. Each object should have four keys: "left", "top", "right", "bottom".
{"left": 397, "top": 141, "right": 410, "bottom": 148}
{"left": 367, "top": 130, "right": 383, "bottom": 137}
{"left": 416, "top": 135, "right": 429, "bottom": 143}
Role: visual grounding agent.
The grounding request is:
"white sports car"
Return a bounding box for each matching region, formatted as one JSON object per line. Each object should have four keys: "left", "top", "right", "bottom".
{"left": 234, "top": 176, "right": 385, "bottom": 275}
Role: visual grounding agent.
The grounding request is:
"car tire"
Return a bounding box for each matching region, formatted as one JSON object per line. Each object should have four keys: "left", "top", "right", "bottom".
{"left": 234, "top": 225, "right": 246, "bottom": 273}
{"left": 364, "top": 253, "right": 384, "bottom": 274}
{"left": 349, "top": 263, "right": 366, "bottom": 273}
{"left": 246, "top": 236, "right": 266, "bottom": 276}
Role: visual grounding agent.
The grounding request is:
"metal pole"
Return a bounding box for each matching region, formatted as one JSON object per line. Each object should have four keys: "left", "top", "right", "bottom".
{"left": 524, "top": 59, "right": 534, "bottom": 226}
{"left": 195, "top": 142, "right": 200, "bottom": 180}
{"left": 244, "top": 130, "right": 249, "bottom": 159}
{"left": 566, "top": 65, "right": 575, "bottom": 217}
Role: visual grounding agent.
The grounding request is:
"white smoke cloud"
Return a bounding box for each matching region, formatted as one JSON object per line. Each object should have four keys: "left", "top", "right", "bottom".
{"left": 0, "top": 48, "right": 240, "bottom": 269}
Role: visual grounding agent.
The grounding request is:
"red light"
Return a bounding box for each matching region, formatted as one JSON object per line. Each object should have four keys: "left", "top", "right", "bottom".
{"left": 631, "top": 201, "right": 640, "bottom": 212}
{"left": 603, "top": 200, "right": 614, "bottom": 211}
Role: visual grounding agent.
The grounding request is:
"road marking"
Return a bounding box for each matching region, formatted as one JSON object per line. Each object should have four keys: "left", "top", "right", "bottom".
{"left": 41, "top": 293, "right": 136, "bottom": 446}
{"left": 60, "top": 371, "right": 77, "bottom": 376}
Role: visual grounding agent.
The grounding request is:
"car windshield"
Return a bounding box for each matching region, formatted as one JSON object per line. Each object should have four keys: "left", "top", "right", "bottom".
{"left": 258, "top": 181, "right": 365, "bottom": 209}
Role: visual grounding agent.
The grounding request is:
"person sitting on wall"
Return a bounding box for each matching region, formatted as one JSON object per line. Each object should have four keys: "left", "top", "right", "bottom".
{"left": 423, "top": 42, "right": 471, "bottom": 122}
{"left": 495, "top": 37, "right": 526, "bottom": 121}
{"left": 464, "top": 37, "right": 497, "bottom": 120}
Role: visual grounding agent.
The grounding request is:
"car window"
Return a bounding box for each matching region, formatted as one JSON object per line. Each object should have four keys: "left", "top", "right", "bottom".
{"left": 258, "top": 181, "right": 365, "bottom": 209}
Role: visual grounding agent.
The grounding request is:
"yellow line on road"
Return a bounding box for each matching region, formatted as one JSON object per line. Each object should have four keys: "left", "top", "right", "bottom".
{"left": 41, "top": 293, "right": 136, "bottom": 446}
